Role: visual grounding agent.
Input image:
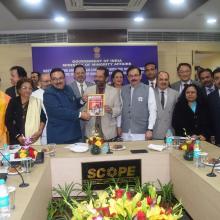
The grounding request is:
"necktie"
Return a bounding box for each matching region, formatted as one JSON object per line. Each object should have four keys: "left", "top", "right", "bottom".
{"left": 161, "top": 91, "right": 165, "bottom": 109}
{"left": 151, "top": 82, "right": 154, "bottom": 88}
{"left": 80, "top": 83, "right": 84, "bottom": 96}
{"left": 208, "top": 87, "right": 214, "bottom": 95}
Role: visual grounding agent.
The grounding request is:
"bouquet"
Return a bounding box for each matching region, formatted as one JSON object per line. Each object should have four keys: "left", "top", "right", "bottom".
{"left": 87, "top": 131, "right": 104, "bottom": 155}
{"left": 15, "top": 137, "right": 38, "bottom": 159}
{"left": 64, "top": 184, "right": 182, "bottom": 220}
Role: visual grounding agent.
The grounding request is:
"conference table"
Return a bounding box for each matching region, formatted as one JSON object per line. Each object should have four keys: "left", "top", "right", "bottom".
{"left": 7, "top": 140, "right": 220, "bottom": 220}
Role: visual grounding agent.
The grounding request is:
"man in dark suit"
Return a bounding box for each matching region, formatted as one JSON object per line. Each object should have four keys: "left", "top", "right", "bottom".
{"left": 44, "top": 68, "right": 91, "bottom": 144}
{"left": 171, "top": 63, "right": 200, "bottom": 94}
{"left": 5, "top": 66, "right": 27, "bottom": 98}
{"left": 142, "top": 62, "right": 157, "bottom": 88}
{"left": 69, "top": 64, "right": 93, "bottom": 98}
{"left": 208, "top": 67, "right": 220, "bottom": 146}
{"left": 198, "top": 68, "right": 215, "bottom": 96}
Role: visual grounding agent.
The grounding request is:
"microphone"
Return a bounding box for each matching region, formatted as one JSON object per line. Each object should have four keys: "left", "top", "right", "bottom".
{"left": 206, "top": 158, "right": 219, "bottom": 177}
{"left": 0, "top": 151, "right": 29, "bottom": 188}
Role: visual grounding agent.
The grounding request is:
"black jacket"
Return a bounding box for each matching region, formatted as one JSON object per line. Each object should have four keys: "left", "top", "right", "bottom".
{"left": 172, "top": 100, "right": 210, "bottom": 139}
{"left": 208, "top": 90, "right": 220, "bottom": 145}
{"left": 5, "top": 86, "right": 16, "bottom": 98}
{"left": 5, "top": 96, "right": 46, "bottom": 144}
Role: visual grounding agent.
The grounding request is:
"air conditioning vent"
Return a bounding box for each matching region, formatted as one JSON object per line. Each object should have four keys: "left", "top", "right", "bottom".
{"left": 65, "top": 0, "right": 147, "bottom": 11}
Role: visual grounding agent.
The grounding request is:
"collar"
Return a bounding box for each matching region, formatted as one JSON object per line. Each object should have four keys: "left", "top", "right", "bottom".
{"left": 205, "top": 85, "right": 215, "bottom": 90}
{"left": 76, "top": 81, "right": 86, "bottom": 86}
{"left": 181, "top": 80, "right": 191, "bottom": 86}
{"left": 158, "top": 88, "right": 168, "bottom": 94}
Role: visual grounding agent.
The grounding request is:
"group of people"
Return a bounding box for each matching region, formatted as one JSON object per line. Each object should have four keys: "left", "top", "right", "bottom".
{"left": 0, "top": 62, "right": 219, "bottom": 146}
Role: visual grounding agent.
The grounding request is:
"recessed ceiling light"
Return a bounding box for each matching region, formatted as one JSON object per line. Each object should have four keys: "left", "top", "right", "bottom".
{"left": 169, "top": 0, "right": 185, "bottom": 5}
{"left": 134, "top": 16, "right": 144, "bottom": 22}
{"left": 206, "top": 18, "right": 217, "bottom": 24}
{"left": 54, "top": 16, "right": 66, "bottom": 23}
{"left": 25, "top": 0, "right": 42, "bottom": 4}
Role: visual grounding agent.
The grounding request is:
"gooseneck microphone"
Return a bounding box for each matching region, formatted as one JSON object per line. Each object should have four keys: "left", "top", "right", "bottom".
{"left": 0, "top": 151, "right": 29, "bottom": 188}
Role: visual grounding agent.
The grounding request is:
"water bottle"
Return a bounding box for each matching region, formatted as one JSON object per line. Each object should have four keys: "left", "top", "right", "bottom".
{"left": 194, "top": 141, "right": 201, "bottom": 168}
{"left": 2, "top": 145, "right": 10, "bottom": 169}
{"left": 0, "top": 179, "right": 10, "bottom": 219}
{"left": 165, "top": 129, "right": 173, "bottom": 148}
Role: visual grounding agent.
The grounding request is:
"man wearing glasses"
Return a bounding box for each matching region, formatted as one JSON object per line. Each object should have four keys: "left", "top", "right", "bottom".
{"left": 171, "top": 63, "right": 200, "bottom": 94}
{"left": 44, "top": 68, "right": 91, "bottom": 144}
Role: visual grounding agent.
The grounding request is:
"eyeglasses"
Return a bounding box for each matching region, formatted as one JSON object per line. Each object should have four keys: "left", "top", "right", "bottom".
{"left": 51, "top": 77, "right": 65, "bottom": 82}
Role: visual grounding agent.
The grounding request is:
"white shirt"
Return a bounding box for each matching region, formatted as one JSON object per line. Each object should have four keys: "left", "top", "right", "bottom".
{"left": 149, "top": 78, "right": 157, "bottom": 88}
{"left": 179, "top": 80, "right": 192, "bottom": 94}
{"left": 31, "top": 88, "right": 47, "bottom": 145}
{"left": 158, "top": 88, "right": 168, "bottom": 108}
{"left": 219, "top": 89, "right": 220, "bottom": 97}
{"left": 122, "top": 86, "right": 157, "bottom": 141}
{"left": 76, "top": 81, "right": 87, "bottom": 96}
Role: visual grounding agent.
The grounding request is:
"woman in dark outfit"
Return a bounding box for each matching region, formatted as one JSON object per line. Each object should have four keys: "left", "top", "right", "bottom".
{"left": 5, "top": 78, "right": 46, "bottom": 145}
{"left": 172, "top": 84, "right": 210, "bottom": 141}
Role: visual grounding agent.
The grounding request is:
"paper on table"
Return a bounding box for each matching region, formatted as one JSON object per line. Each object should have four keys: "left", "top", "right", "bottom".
{"left": 148, "top": 144, "right": 166, "bottom": 152}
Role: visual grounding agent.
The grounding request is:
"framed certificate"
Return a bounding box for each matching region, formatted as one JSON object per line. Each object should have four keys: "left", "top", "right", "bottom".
{"left": 87, "top": 94, "right": 105, "bottom": 116}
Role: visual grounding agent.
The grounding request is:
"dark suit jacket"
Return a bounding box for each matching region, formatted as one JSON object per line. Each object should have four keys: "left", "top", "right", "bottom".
{"left": 172, "top": 101, "right": 210, "bottom": 139}
{"left": 5, "top": 96, "right": 46, "bottom": 144}
{"left": 208, "top": 90, "right": 220, "bottom": 145}
{"left": 44, "top": 85, "right": 83, "bottom": 144}
{"left": 5, "top": 86, "right": 16, "bottom": 98}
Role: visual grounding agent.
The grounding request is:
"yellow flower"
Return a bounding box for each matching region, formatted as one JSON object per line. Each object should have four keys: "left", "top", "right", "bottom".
{"left": 95, "top": 140, "right": 102, "bottom": 147}
{"left": 20, "top": 153, "right": 27, "bottom": 158}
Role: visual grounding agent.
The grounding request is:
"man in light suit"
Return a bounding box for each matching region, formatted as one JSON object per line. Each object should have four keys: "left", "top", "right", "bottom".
{"left": 153, "top": 71, "right": 179, "bottom": 140}
{"left": 171, "top": 63, "right": 200, "bottom": 94}
{"left": 69, "top": 64, "right": 93, "bottom": 98}
{"left": 69, "top": 65, "right": 93, "bottom": 140}
{"left": 84, "top": 66, "right": 121, "bottom": 141}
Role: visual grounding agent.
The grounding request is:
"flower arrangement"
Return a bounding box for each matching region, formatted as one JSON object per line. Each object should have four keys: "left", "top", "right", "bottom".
{"left": 62, "top": 184, "right": 182, "bottom": 220}
{"left": 87, "top": 132, "right": 105, "bottom": 155}
{"left": 15, "top": 137, "right": 38, "bottom": 159}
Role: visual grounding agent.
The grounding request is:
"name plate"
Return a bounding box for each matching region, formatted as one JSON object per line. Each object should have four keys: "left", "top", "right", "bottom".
{"left": 81, "top": 159, "right": 141, "bottom": 190}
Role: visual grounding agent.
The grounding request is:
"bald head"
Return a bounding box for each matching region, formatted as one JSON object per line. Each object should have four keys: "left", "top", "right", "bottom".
{"left": 157, "top": 71, "right": 170, "bottom": 90}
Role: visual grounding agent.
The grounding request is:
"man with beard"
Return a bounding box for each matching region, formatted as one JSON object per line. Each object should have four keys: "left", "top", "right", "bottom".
{"left": 44, "top": 68, "right": 91, "bottom": 144}
{"left": 120, "top": 65, "right": 157, "bottom": 141}
{"left": 69, "top": 64, "right": 93, "bottom": 98}
{"left": 69, "top": 64, "right": 93, "bottom": 140}
{"left": 143, "top": 62, "right": 158, "bottom": 88}
{"left": 153, "top": 71, "right": 178, "bottom": 139}
{"left": 208, "top": 67, "right": 220, "bottom": 146}
{"left": 198, "top": 68, "right": 215, "bottom": 96}
{"left": 84, "top": 66, "right": 121, "bottom": 141}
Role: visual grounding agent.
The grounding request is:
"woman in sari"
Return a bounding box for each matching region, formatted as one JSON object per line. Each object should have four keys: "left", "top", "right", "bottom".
{"left": 5, "top": 78, "right": 46, "bottom": 145}
{"left": 0, "top": 90, "right": 10, "bottom": 145}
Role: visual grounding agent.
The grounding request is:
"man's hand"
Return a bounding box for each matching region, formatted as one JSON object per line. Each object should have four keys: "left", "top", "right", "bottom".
{"left": 104, "top": 105, "right": 112, "bottom": 114}
{"left": 81, "top": 95, "right": 88, "bottom": 103}
{"left": 145, "top": 130, "right": 153, "bottom": 140}
{"left": 80, "top": 112, "right": 91, "bottom": 121}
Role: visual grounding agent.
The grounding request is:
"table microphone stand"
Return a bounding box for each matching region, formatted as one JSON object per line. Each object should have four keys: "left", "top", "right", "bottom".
{"left": 207, "top": 159, "right": 219, "bottom": 177}
{"left": 0, "top": 151, "right": 29, "bottom": 187}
